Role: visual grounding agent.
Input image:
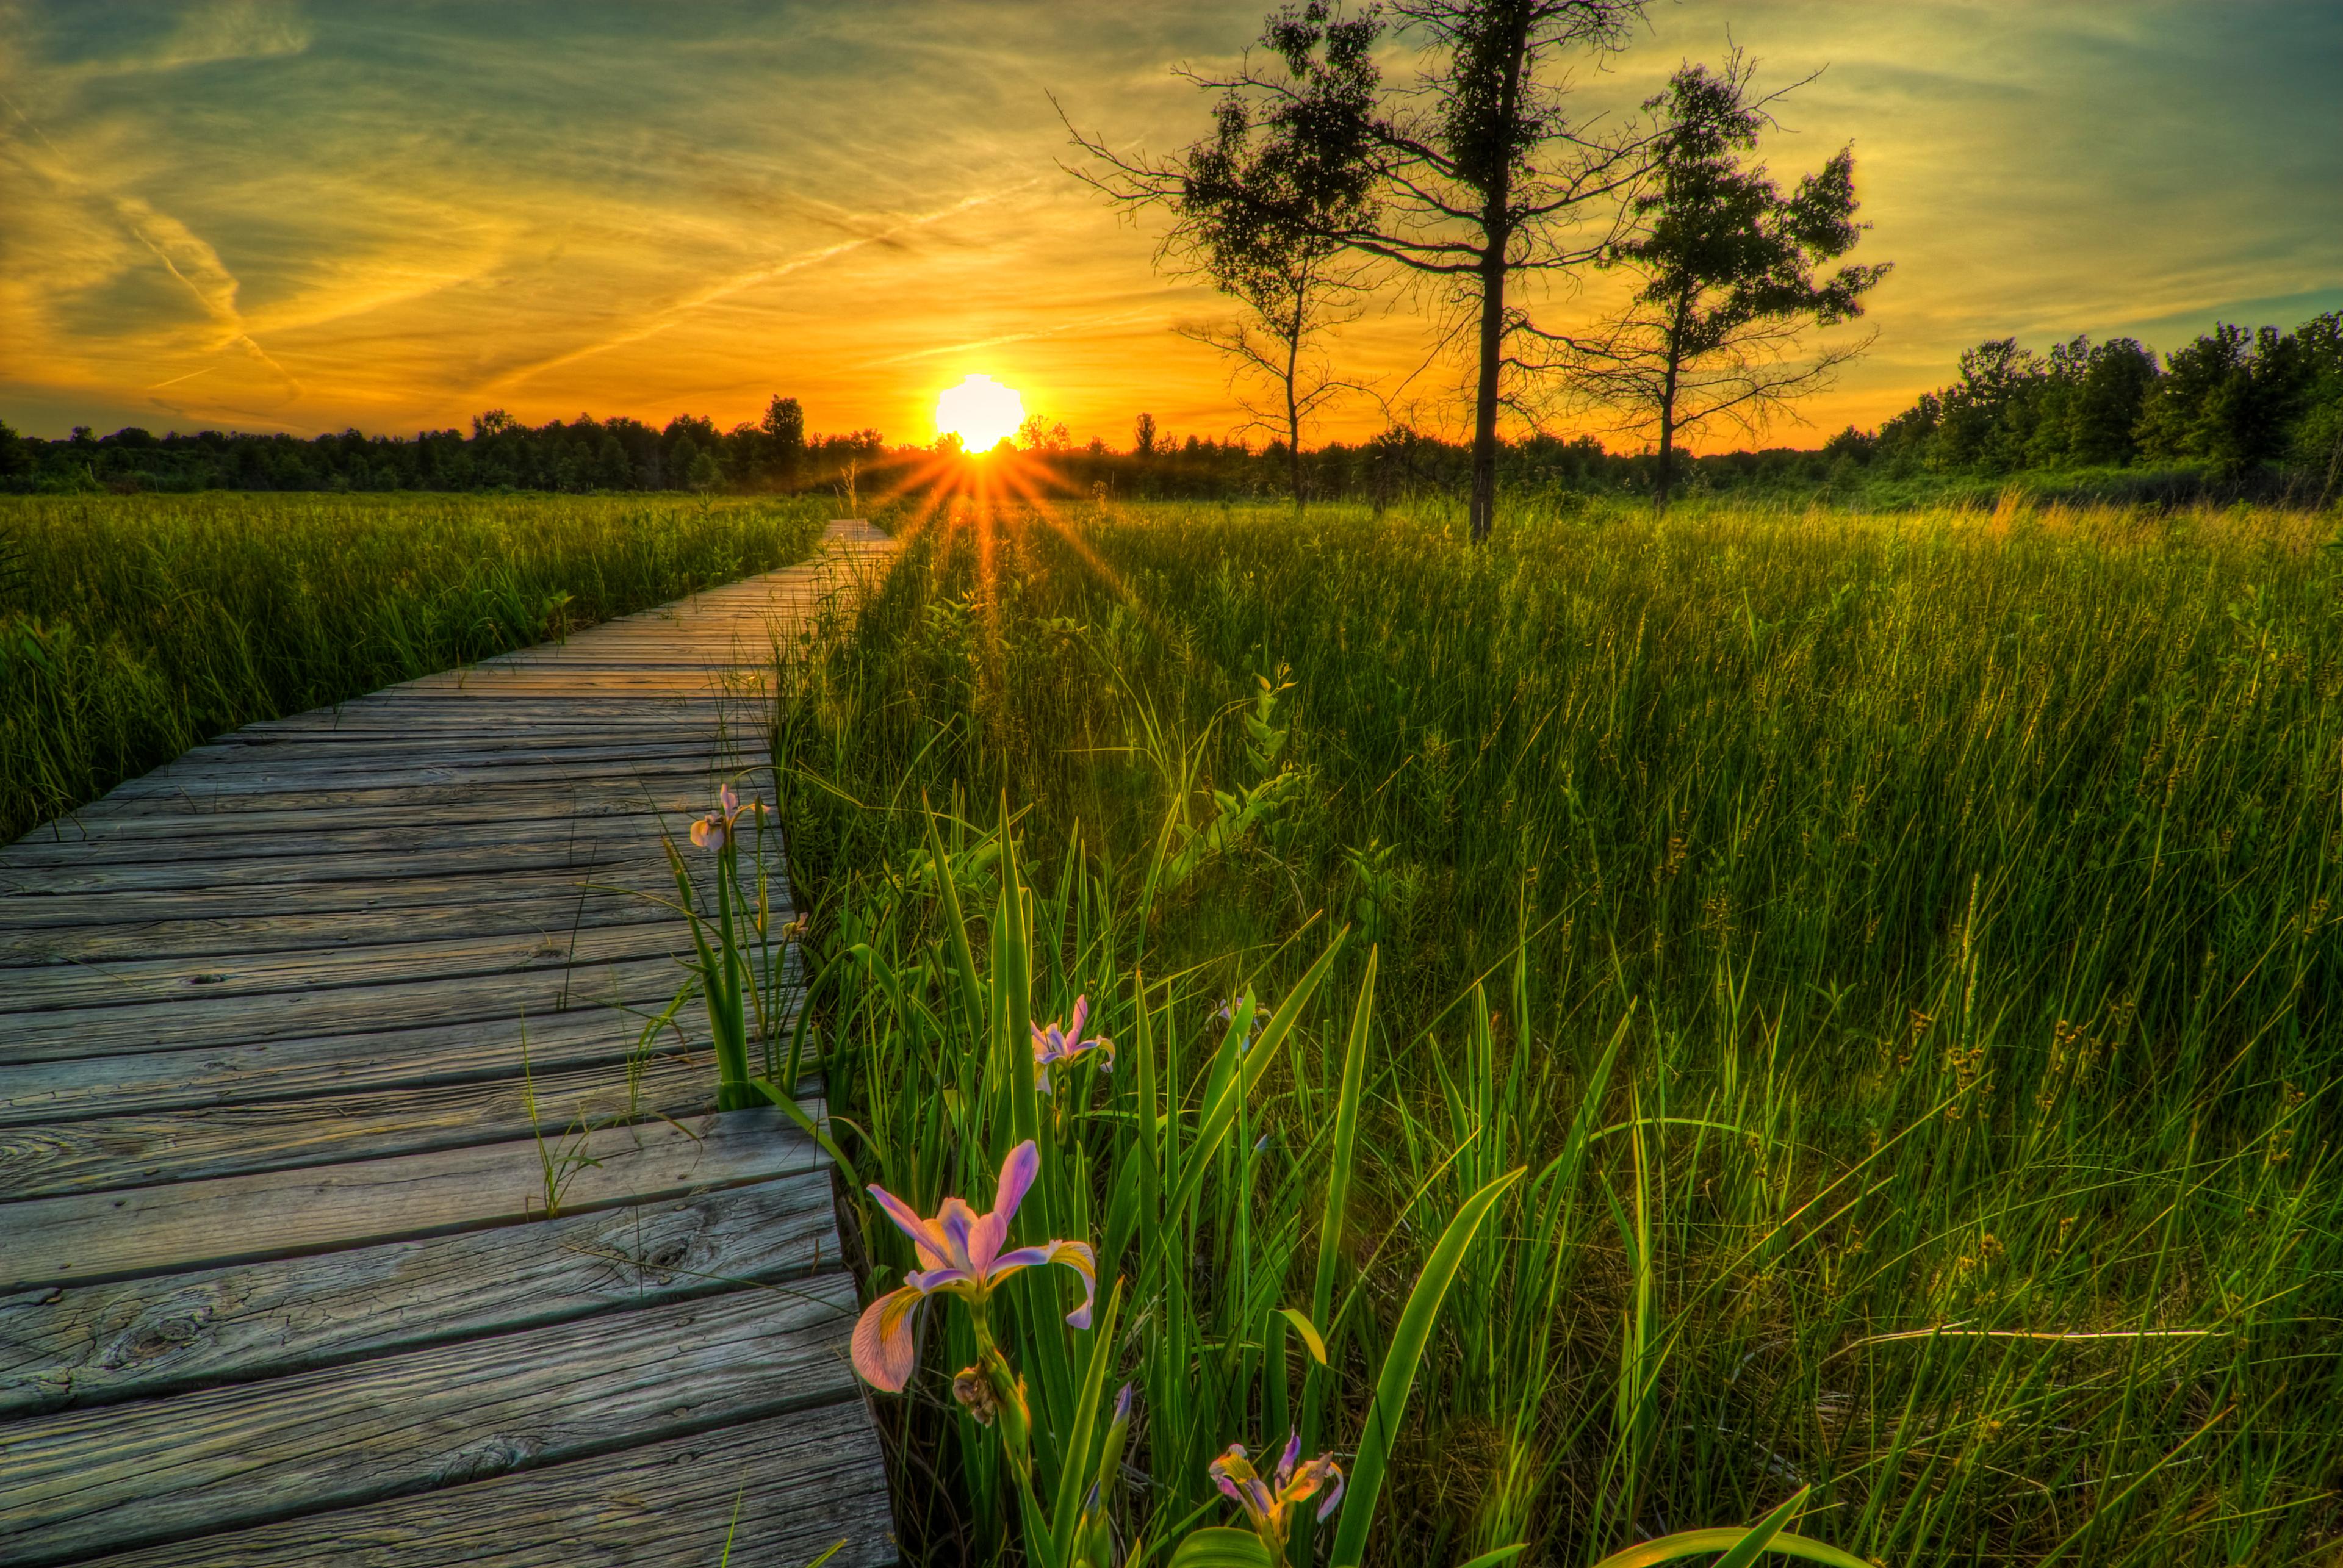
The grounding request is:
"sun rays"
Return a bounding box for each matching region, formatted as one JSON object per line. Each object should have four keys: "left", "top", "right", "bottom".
{"left": 866, "top": 444, "right": 1172, "bottom": 669}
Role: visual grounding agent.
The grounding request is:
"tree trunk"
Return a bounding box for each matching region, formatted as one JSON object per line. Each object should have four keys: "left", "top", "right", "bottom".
{"left": 1654, "top": 406, "right": 1675, "bottom": 511}
{"left": 1655, "top": 314, "right": 1685, "bottom": 511}
{"left": 1470, "top": 250, "right": 1505, "bottom": 543}
{"left": 1467, "top": 7, "right": 1533, "bottom": 545}
{"left": 1286, "top": 315, "right": 1306, "bottom": 512}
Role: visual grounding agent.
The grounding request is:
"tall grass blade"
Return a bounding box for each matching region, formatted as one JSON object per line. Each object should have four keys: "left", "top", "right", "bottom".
{"left": 1326, "top": 1165, "right": 1524, "bottom": 1568}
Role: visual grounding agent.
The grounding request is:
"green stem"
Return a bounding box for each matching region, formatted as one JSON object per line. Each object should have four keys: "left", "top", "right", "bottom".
{"left": 712, "top": 842, "right": 756, "bottom": 1110}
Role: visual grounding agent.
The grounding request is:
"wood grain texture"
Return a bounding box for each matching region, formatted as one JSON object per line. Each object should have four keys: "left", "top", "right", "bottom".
{"left": 0, "top": 803, "right": 785, "bottom": 871}
{"left": 0, "top": 862, "right": 672, "bottom": 941}
{"left": 0, "top": 917, "right": 714, "bottom": 1011}
{"left": 0, "top": 1275, "right": 862, "bottom": 1567}
{"left": 0, "top": 886, "right": 714, "bottom": 971}
{"left": 0, "top": 520, "right": 899, "bottom": 1566}
{"left": 0, "top": 1105, "right": 827, "bottom": 1290}
{"left": 0, "top": 840, "right": 676, "bottom": 899}
{"left": 0, "top": 1048, "right": 723, "bottom": 1199}
{"left": 76, "top": 1408, "right": 896, "bottom": 1568}
{"left": 0, "top": 1171, "right": 840, "bottom": 1417}
{"left": 0, "top": 989, "right": 718, "bottom": 1126}
{"left": 69, "top": 762, "right": 729, "bottom": 818}
{"left": 0, "top": 952, "right": 693, "bottom": 1061}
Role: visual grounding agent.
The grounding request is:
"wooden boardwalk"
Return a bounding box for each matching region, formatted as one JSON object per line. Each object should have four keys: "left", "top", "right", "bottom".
{"left": 0, "top": 519, "right": 900, "bottom": 1566}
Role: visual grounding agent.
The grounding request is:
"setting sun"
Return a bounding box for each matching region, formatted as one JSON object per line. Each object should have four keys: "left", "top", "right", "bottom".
{"left": 935, "top": 373, "right": 1026, "bottom": 451}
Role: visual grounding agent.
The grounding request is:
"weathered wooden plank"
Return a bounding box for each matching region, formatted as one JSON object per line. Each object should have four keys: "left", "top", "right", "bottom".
{"left": 0, "top": 1171, "right": 839, "bottom": 1417}
{"left": 398, "top": 655, "right": 790, "bottom": 669}
{"left": 231, "top": 699, "right": 752, "bottom": 724}
{"left": 0, "top": 883, "right": 707, "bottom": 969}
{"left": 126, "top": 740, "right": 749, "bottom": 778}
{"left": 0, "top": 522, "right": 899, "bottom": 1568}
{"left": 0, "top": 918, "right": 712, "bottom": 1010}
{"left": 43, "top": 1398, "right": 895, "bottom": 1568}
{"left": 0, "top": 953, "right": 698, "bottom": 1062}
{"left": 0, "top": 1048, "right": 720, "bottom": 1199}
{"left": 0, "top": 810, "right": 687, "bottom": 871}
{"left": 73, "top": 753, "right": 733, "bottom": 802}
{"left": 0, "top": 1105, "right": 824, "bottom": 1290}
{"left": 197, "top": 717, "right": 749, "bottom": 741}
{"left": 104, "top": 746, "right": 741, "bottom": 791}
{"left": 362, "top": 674, "right": 763, "bottom": 690}
{"left": 14, "top": 772, "right": 775, "bottom": 844}
{"left": 0, "top": 838, "right": 675, "bottom": 898}
{"left": 0, "top": 996, "right": 697, "bottom": 1126}
{"left": 0, "top": 1275, "right": 862, "bottom": 1568}
{"left": 18, "top": 779, "right": 729, "bottom": 838}
{"left": 0, "top": 862, "right": 669, "bottom": 940}
{"left": 60, "top": 765, "right": 729, "bottom": 819}
{"left": 113, "top": 736, "right": 746, "bottom": 781}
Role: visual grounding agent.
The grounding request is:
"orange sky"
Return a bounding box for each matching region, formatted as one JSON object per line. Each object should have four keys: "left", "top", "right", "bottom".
{"left": 2, "top": 1, "right": 2337, "bottom": 451}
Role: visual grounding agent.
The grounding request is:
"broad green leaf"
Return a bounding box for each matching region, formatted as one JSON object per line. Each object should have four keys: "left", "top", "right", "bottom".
{"left": 1167, "top": 1528, "right": 1274, "bottom": 1568}
{"left": 1325, "top": 1164, "right": 1524, "bottom": 1568}
{"left": 1151, "top": 932, "right": 1345, "bottom": 1263}
{"left": 1711, "top": 1486, "right": 1805, "bottom": 1568}
{"left": 1310, "top": 948, "right": 1375, "bottom": 1331}
{"left": 1455, "top": 1547, "right": 1530, "bottom": 1568}
{"left": 1277, "top": 1306, "right": 1329, "bottom": 1367}
{"left": 1591, "top": 1483, "right": 1870, "bottom": 1568}
{"left": 921, "top": 807, "right": 986, "bottom": 1037}
{"left": 1050, "top": 1277, "right": 1128, "bottom": 1567}
{"left": 1588, "top": 1530, "right": 1869, "bottom": 1568}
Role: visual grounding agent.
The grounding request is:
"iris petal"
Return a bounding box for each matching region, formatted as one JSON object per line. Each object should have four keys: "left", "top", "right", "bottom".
{"left": 990, "top": 1140, "right": 1038, "bottom": 1229}
{"left": 868, "top": 1184, "right": 951, "bottom": 1272}
{"left": 936, "top": 1196, "right": 984, "bottom": 1275}
{"left": 850, "top": 1284, "right": 927, "bottom": 1392}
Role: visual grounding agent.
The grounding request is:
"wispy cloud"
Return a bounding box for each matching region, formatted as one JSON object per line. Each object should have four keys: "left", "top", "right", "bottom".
{"left": 475, "top": 185, "right": 1033, "bottom": 399}
{"left": 0, "top": 0, "right": 2336, "bottom": 445}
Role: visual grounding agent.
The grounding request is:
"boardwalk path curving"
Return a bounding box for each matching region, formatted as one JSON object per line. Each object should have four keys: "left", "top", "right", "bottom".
{"left": 0, "top": 518, "right": 899, "bottom": 1567}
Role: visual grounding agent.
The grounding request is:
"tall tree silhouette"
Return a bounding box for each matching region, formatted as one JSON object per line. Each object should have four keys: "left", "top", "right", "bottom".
{"left": 1072, "top": 0, "right": 1655, "bottom": 541}
{"left": 1066, "top": 9, "right": 1378, "bottom": 509}
{"left": 761, "top": 395, "right": 805, "bottom": 485}
{"left": 1550, "top": 56, "right": 1888, "bottom": 508}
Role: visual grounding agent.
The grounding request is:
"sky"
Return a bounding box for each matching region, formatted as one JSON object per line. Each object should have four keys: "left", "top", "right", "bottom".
{"left": 2, "top": 0, "right": 2338, "bottom": 451}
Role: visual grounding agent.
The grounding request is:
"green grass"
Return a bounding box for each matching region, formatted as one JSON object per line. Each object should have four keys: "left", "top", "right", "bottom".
{"left": 776, "top": 492, "right": 2342, "bottom": 1566}
{"left": 0, "top": 491, "right": 832, "bottom": 843}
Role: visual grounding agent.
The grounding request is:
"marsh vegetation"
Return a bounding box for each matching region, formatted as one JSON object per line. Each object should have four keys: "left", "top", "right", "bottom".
{"left": 777, "top": 494, "right": 2342, "bottom": 1565}
{"left": 0, "top": 492, "right": 829, "bottom": 842}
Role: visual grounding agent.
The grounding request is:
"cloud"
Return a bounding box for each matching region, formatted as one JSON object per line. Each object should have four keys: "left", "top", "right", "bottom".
{"left": 0, "top": 0, "right": 2336, "bottom": 445}
{"left": 112, "top": 0, "right": 312, "bottom": 76}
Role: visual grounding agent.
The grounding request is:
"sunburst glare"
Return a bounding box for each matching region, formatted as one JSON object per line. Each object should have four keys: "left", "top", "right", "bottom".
{"left": 935, "top": 374, "right": 1026, "bottom": 451}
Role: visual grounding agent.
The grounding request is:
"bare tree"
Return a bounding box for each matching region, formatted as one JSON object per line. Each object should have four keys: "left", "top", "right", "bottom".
{"left": 1063, "top": 11, "right": 1378, "bottom": 509}
{"left": 1173, "top": 246, "right": 1374, "bottom": 508}
{"left": 1362, "top": 0, "right": 1656, "bottom": 541}
{"left": 1545, "top": 55, "right": 1890, "bottom": 508}
{"left": 1071, "top": 2, "right": 1657, "bottom": 539}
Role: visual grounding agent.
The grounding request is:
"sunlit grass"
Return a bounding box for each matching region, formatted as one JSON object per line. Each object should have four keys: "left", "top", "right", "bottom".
{"left": 0, "top": 491, "right": 832, "bottom": 842}
{"left": 777, "top": 491, "right": 2343, "bottom": 1565}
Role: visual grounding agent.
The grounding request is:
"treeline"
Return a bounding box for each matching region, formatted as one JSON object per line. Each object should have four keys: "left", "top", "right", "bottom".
{"left": 1829, "top": 311, "right": 2343, "bottom": 486}
{"left": 8, "top": 311, "right": 2339, "bottom": 508}
{"left": 0, "top": 397, "right": 884, "bottom": 497}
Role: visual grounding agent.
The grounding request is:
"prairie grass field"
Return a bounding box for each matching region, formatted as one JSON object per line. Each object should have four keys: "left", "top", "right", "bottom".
{"left": 776, "top": 494, "right": 2343, "bottom": 1564}
{"left": 0, "top": 491, "right": 830, "bottom": 843}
